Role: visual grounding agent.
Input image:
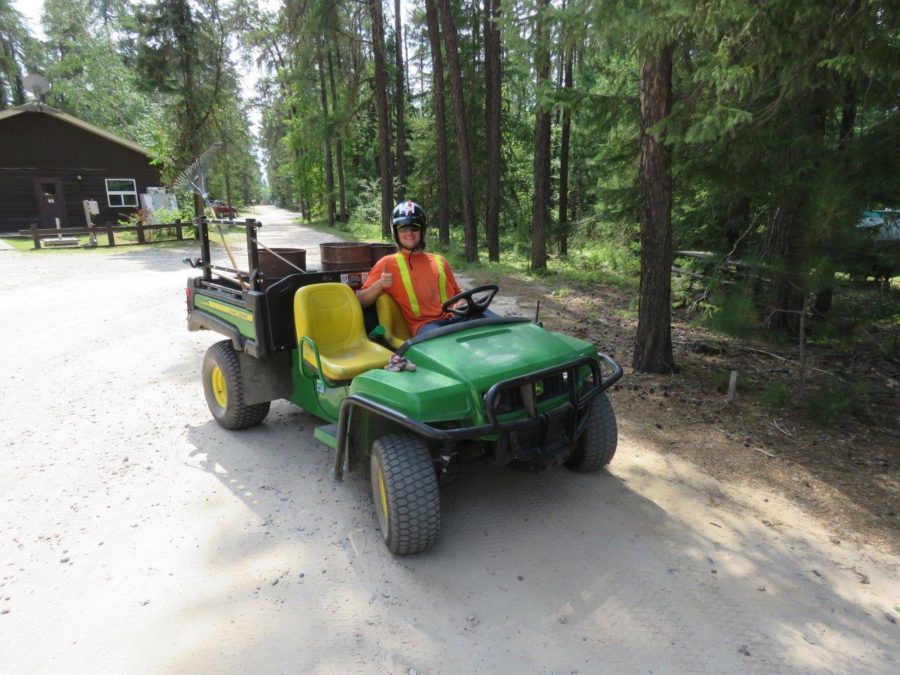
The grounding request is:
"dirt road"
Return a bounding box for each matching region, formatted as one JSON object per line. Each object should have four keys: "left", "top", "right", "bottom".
{"left": 1, "top": 207, "right": 897, "bottom": 673}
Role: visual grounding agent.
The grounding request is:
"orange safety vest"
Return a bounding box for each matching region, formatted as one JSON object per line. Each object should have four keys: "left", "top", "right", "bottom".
{"left": 362, "top": 252, "right": 460, "bottom": 335}
{"left": 394, "top": 252, "right": 449, "bottom": 317}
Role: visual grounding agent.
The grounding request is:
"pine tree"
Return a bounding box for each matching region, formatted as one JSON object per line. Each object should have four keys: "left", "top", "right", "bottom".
{"left": 438, "top": 0, "right": 479, "bottom": 262}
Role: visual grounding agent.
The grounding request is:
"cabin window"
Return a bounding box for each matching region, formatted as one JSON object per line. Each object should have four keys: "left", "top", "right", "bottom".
{"left": 105, "top": 178, "right": 138, "bottom": 208}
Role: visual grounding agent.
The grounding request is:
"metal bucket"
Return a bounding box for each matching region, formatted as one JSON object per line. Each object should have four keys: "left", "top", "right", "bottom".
{"left": 258, "top": 247, "right": 306, "bottom": 277}
{"left": 369, "top": 242, "right": 397, "bottom": 265}
{"left": 319, "top": 242, "right": 371, "bottom": 271}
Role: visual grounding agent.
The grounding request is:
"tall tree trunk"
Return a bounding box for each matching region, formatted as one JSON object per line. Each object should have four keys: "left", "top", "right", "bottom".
{"left": 368, "top": 0, "right": 394, "bottom": 238}
{"left": 558, "top": 43, "right": 574, "bottom": 256}
{"left": 424, "top": 0, "right": 450, "bottom": 245}
{"left": 316, "top": 44, "right": 336, "bottom": 227}
{"left": 394, "top": 0, "right": 406, "bottom": 201}
{"left": 224, "top": 160, "right": 233, "bottom": 215}
{"left": 816, "top": 81, "right": 857, "bottom": 316}
{"left": 483, "top": 0, "right": 501, "bottom": 262}
{"left": 176, "top": 0, "right": 200, "bottom": 161}
{"left": 327, "top": 46, "right": 347, "bottom": 221}
{"left": 767, "top": 192, "right": 807, "bottom": 332}
{"left": 1, "top": 34, "right": 26, "bottom": 107}
{"left": 633, "top": 45, "right": 675, "bottom": 374}
{"left": 425, "top": 0, "right": 450, "bottom": 246}
{"left": 768, "top": 86, "right": 826, "bottom": 332}
{"left": 437, "top": 0, "right": 479, "bottom": 262}
{"left": 530, "top": 0, "right": 551, "bottom": 271}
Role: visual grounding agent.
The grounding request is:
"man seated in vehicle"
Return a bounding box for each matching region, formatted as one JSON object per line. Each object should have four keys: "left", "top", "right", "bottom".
{"left": 357, "top": 201, "right": 495, "bottom": 336}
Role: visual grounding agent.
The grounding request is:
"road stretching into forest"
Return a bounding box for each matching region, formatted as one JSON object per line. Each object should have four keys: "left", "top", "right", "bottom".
{"left": 1, "top": 206, "right": 897, "bottom": 673}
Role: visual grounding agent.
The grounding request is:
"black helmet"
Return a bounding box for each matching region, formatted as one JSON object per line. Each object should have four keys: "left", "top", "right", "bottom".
{"left": 391, "top": 201, "right": 427, "bottom": 250}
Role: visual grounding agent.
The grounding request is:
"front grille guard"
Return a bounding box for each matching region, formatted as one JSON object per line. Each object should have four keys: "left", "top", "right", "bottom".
{"left": 333, "top": 353, "right": 623, "bottom": 480}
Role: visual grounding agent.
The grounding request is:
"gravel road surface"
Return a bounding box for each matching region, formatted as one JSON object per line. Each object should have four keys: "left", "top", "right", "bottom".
{"left": 1, "top": 207, "right": 897, "bottom": 673}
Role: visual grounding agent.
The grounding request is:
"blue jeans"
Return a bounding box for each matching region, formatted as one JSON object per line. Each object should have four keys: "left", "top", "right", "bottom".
{"left": 416, "top": 309, "right": 499, "bottom": 336}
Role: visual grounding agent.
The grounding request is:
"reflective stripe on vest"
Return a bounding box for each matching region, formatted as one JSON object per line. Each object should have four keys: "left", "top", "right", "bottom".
{"left": 394, "top": 252, "right": 448, "bottom": 318}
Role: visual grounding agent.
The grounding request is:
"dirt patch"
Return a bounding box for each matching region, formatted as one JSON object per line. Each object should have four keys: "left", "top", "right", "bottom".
{"left": 477, "top": 271, "right": 900, "bottom": 555}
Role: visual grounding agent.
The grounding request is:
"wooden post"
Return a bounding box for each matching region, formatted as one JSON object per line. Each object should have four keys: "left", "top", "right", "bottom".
{"left": 726, "top": 370, "right": 738, "bottom": 403}
{"left": 136, "top": 221, "right": 146, "bottom": 244}
{"left": 31, "top": 223, "right": 41, "bottom": 250}
{"left": 106, "top": 224, "right": 115, "bottom": 247}
{"left": 175, "top": 219, "right": 183, "bottom": 241}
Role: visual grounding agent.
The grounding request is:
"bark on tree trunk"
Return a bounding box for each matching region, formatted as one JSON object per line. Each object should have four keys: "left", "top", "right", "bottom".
{"left": 394, "top": 0, "right": 406, "bottom": 201}
{"left": 316, "top": 44, "right": 336, "bottom": 227}
{"left": 369, "top": 0, "right": 394, "bottom": 238}
{"left": 437, "top": 0, "right": 479, "bottom": 261}
{"left": 327, "top": 46, "right": 347, "bottom": 221}
{"left": 633, "top": 45, "right": 675, "bottom": 374}
{"left": 767, "top": 87, "right": 825, "bottom": 333}
{"left": 558, "top": 43, "right": 574, "bottom": 257}
{"left": 424, "top": 0, "right": 450, "bottom": 245}
{"left": 483, "top": 0, "right": 502, "bottom": 262}
{"left": 531, "top": 0, "right": 551, "bottom": 271}
{"left": 815, "top": 82, "right": 858, "bottom": 316}
{"left": 767, "top": 193, "right": 807, "bottom": 332}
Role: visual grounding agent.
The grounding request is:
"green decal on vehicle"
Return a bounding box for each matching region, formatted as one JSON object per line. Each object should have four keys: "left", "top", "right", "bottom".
{"left": 195, "top": 295, "right": 256, "bottom": 339}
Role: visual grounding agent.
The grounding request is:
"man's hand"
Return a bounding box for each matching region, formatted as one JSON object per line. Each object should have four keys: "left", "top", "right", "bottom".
{"left": 356, "top": 272, "right": 391, "bottom": 308}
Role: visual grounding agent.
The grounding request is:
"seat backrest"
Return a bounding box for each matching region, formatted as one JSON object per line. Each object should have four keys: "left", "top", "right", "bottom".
{"left": 376, "top": 293, "right": 412, "bottom": 349}
{"left": 294, "top": 283, "right": 367, "bottom": 356}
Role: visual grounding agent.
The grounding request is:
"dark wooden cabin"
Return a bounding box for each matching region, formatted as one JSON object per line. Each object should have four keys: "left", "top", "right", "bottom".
{"left": 0, "top": 102, "right": 162, "bottom": 233}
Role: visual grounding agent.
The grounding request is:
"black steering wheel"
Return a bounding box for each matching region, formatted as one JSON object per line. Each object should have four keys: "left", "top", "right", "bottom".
{"left": 441, "top": 284, "right": 499, "bottom": 318}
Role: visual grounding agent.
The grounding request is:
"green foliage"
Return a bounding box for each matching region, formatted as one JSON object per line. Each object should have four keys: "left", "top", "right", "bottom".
{"left": 41, "top": 0, "right": 149, "bottom": 139}
{"left": 800, "top": 381, "right": 873, "bottom": 427}
{"left": 759, "top": 382, "right": 793, "bottom": 410}
{"left": 131, "top": 0, "right": 261, "bottom": 204}
{"left": 351, "top": 178, "right": 387, "bottom": 232}
{"left": 0, "top": 0, "right": 38, "bottom": 108}
{"left": 565, "top": 238, "right": 640, "bottom": 285}
{"left": 0, "top": 236, "right": 36, "bottom": 252}
{"left": 116, "top": 209, "right": 144, "bottom": 227}
{"left": 152, "top": 206, "right": 186, "bottom": 224}
{"left": 759, "top": 375, "right": 877, "bottom": 426}
{"left": 701, "top": 289, "right": 760, "bottom": 338}
{"left": 807, "top": 288, "right": 900, "bottom": 357}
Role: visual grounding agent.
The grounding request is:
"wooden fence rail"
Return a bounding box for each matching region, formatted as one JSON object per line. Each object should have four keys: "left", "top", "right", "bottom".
{"left": 20, "top": 221, "right": 196, "bottom": 250}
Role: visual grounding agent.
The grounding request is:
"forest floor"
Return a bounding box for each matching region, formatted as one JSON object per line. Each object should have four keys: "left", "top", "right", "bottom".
{"left": 469, "top": 269, "right": 900, "bottom": 556}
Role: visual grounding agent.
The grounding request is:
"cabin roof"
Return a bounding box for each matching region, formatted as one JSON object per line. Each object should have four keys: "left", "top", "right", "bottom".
{"left": 0, "top": 102, "right": 149, "bottom": 156}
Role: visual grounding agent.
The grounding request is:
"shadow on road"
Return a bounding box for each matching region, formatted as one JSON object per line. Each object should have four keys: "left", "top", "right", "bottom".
{"left": 179, "top": 409, "right": 896, "bottom": 672}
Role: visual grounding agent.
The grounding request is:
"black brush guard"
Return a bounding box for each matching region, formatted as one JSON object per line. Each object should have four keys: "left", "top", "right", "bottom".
{"left": 333, "top": 353, "right": 623, "bottom": 480}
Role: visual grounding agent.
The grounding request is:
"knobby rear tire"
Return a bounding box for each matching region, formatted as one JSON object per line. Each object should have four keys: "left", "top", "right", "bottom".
{"left": 202, "top": 340, "right": 270, "bottom": 430}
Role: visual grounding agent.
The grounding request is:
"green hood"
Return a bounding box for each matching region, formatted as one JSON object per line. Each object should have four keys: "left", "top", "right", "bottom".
{"left": 350, "top": 319, "right": 599, "bottom": 427}
{"left": 407, "top": 320, "right": 596, "bottom": 391}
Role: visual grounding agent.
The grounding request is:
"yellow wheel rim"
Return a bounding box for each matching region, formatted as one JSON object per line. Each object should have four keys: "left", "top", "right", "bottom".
{"left": 211, "top": 365, "right": 228, "bottom": 408}
{"left": 376, "top": 464, "right": 389, "bottom": 521}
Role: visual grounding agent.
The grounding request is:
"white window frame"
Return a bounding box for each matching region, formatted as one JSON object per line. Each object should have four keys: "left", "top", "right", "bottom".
{"left": 105, "top": 178, "right": 138, "bottom": 208}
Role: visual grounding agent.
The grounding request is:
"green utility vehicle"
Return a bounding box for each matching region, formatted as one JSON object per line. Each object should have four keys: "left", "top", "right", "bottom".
{"left": 185, "top": 217, "right": 622, "bottom": 554}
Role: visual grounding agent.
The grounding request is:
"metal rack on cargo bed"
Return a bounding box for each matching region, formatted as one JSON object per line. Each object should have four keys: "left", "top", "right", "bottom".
{"left": 184, "top": 216, "right": 376, "bottom": 358}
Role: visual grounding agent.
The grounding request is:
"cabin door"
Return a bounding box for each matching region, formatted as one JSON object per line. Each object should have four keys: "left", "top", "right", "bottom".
{"left": 33, "top": 177, "right": 69, "bottom": 228}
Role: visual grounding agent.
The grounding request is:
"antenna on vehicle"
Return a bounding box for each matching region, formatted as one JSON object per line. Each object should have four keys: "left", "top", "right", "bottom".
{"left": 22, "top": 74, "right": 51, "bottom": 104}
